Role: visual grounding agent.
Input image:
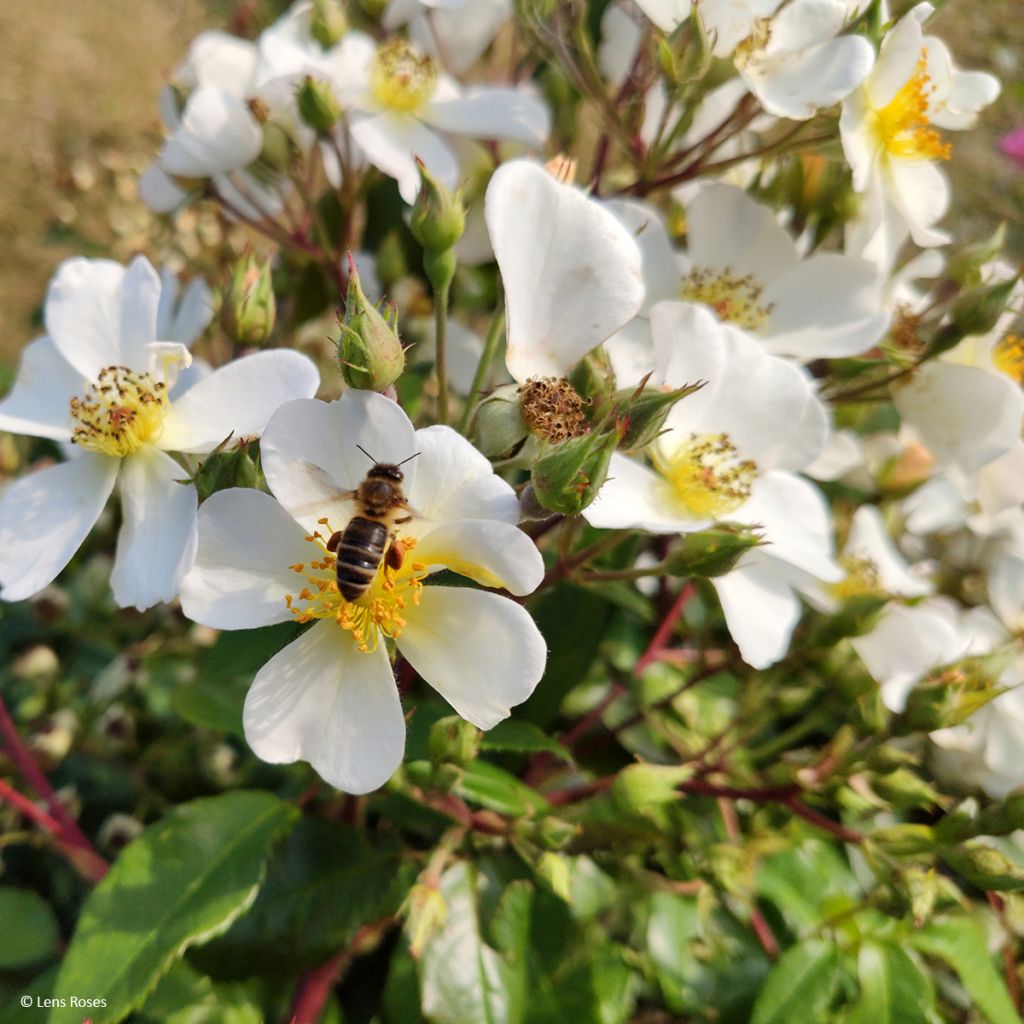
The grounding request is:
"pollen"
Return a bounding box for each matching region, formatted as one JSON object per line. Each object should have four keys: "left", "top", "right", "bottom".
{"left": 829, "top": 554, "right": 882, "bottom": 600}
{"left": 733, "top": 17, "right": 773, "bottom": 69}
{"left": 653, "top": 433, "right": 756, "bottom": 519}
{"left": 873, "top": 53, "right": 951, "bottom": 162}
{"left": 69, "top": 366, "right": 169, "bottom": 458}
{"left": 993, "top": 334, "right": 1024, "bottom": 384}
{"left": 518, "top": 377, "right": 590, "bottom": 443}
{"left": 681, "top": 267, "right": 774, "bottom": 332}
{"left": 284, "top": 528, "right": 427, "bottom": 653}
{"left": 368, "top": 39, "right": 438, "bottom": 114}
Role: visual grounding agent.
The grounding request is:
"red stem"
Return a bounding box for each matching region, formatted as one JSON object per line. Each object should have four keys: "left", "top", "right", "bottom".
{"left": 635, "top": 584, "right": 694, "bottom": 674}
{"left": 0, "top": 695, "right": 108, "bottom": 881}
{"left": 290, "top": 951, "right": 347, "bottom": 1024}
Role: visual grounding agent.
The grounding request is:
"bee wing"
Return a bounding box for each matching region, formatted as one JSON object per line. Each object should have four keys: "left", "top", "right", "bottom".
{"left": 279, "top": 460, "right": 357, "bottom": 523}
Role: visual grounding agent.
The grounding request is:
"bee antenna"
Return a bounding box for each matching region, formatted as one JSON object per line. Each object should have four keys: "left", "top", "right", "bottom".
{"left": 356, "top": 444, "right": 376, "bottom": 463}
{"left": 397, "top": 452, "right": 421, "bottom": 467}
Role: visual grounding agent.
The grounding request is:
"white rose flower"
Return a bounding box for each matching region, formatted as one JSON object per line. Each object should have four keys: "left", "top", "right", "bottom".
{"left": 0, "top": 256, "right": 320, "bottom": 609}
{"left": 585, "top": 301, "right": 841, "bottom": 668}
{"left": 485, "top": 160, "right": 646, "bottom": 383}
{"left": 180, "top": 390, "right": 547, "bottom": 794}
{"left": 604, "top": 184, "right": 888, "bottom": 385}
{"left": 840, "top": 3, "right": 1000, "bottom": 264}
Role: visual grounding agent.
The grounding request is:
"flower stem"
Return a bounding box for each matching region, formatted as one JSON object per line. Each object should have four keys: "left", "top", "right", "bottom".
{"left": 456, "top": 304, "right": 505, "bottom": 436}
{"left": 434, "top": 279, "right": 451, "bottom": 426}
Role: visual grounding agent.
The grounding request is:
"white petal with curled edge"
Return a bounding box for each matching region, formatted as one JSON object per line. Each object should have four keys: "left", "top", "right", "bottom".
{"left": 584, "top": 452, "right": 710, "bottom": 533}
{"left": 0, "top": 454, "right": 119, "bottom": 602}
{"left": 683, "top": 184, "right": 797, "bottom": 285}
{"left": 893, "top": 361, "right": 1024, "bottom": 473}
{"left": 158, "top": 350, "right": 321, "bottom": 455}
{"left": 398, "top": 587, "right": 546, "bottom": 730}
{"left": 261, "top": 392, "right": 419, "bottom": 531}
{"left": 421, "top": 87, "right": 550, "bottom": 147}
{"left": 486, "top": 160, "right": 645, "bottom": 382}
{"left": 350, "top": 112, "right": 458, "bottom": 204}
{"left": 109, "top": 447, "right": 199, "bottom": 611}
{"left": 712, "top": 557, "right": 803, "bottom": 669}
{"left": 414, "top": 519, "right": 543, "bottom": 595}
{"left": 852, "top": 603, "right": 961, "bottom": 712}
{"left": 139, "top": 165, "right": 190, "bottom": 214}
{"left": 762, "top": 254, "right": 888, "bottom": 360}
{"left": 161, "top": 87, "right": 263, "bottom": 177}
{"left": 181, "top": 488, "right": 314, "bottom": 630}
{"left": 731, "top": 471, "right": 841, "bottom": 580}
{"left": 887, "top": 159, "right": 950, "bottom": 249}
{"left": 44, "top": 258, "right": 129, "bottom": 381}
{"left": 244, "top": 621, "right": 405, "bottom": 794}
{"left": 748, "top": 33, "right": 875, "bottom": 121}
{"left": 0, "top": 336, "right": 82, "bottom": 441}
{"left": 407, "top": 425, "right": 519, "bottom": 526}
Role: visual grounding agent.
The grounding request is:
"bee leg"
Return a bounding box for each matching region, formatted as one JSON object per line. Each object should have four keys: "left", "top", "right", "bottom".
{"left": 394, "top": 514, "right": 413, "bottom": 525}
{"left": 326, "top": 531, "right": 343, "bottom": 553}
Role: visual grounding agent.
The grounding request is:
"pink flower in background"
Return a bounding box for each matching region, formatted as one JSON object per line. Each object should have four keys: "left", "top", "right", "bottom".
{"left": 1001, "top": 126, "right": 1024, "bottom": 169}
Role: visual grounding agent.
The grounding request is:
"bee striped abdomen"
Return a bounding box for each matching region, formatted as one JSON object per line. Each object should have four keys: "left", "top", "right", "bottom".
{"left": 336, "top": 517, "right": 390, "bottom": 601}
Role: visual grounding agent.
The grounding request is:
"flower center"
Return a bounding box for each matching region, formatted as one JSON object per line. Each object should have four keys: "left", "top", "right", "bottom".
{"left": 829, "top": 554, "right": 882, "bottom": 600}
{"left": 653, "top": 433, "right": 756, "bottom": 519}
{"left": 368, "top": 39, "right": 438, "bottom": 114}
{"left": 680, "top": 267, "right": 773, "bottom": 332}
{"left": 873, "top": 53, "right": 951, "bottom": 162}
{"left": 69, "top": 366, "right": 169, "bottom": 458}
{"left": 993, "top": 334, "right": 1024, "bottom": 384}
{"left": 733, "top": 17, "right": 773, "bottom": 69}
{"left": 518, "top": 377, "right": 590, "bottom": 443}
{"left": 284, "top": 521, "right": 428, "bottom": 653}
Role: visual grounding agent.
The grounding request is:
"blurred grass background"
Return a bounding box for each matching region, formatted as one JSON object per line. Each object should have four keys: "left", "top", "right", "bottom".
{"left": 0, "top": 0, "right": 1019, "bottom": 363}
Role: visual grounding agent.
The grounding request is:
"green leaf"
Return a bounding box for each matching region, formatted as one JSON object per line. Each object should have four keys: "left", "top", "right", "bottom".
{"left": 480, "top": 721, "right": 573, "bottom": 763}
{"left": 646, "top": 892, "right": 702, "bottom": 1013}
{"left": 194, "top": 818, "right": 409, "bottom": 977}
{"left": 750, "top": 939, "right": 839, "bottom": 1024}
{"left": 139, "top": 961, "right": 263, "bottom": 1024}
{"left": 0, "top": 887, "right": 59, "bottom": 968}
{"left": 457, "top": 761, "right": 550, "bottom": 817}
{"left": 420, "top": 861, "right": 522, "bottom": 1024}
{"left": 48, "top": 791, "right": 298, "bottom": 1024}
{"left": 849, "top": 941, "right": 938, "bottom": 1024}
{"left": 911, "top": 917, "right": 1023, "bottom": 1024}
{"left": 756, "top": 840, "right": 859, "bottom": 933}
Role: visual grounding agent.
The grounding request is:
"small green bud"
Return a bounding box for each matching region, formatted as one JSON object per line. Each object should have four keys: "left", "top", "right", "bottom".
{"left": 423, "top": 247, "right": 457, "bottom": 297}
{"left": 569, "top": 349, "right": 617, "bottom": 406}
{"left": 191, "top": 435, "right": 264, "bottom": 500}
{"left": 531, "top": 427, "right": 620, "bottom": 516}
{"left": 428, "top": 715, "right": 481, "bottom": 768}
{"left": 357, "top": 0, "right": 388, "bottom": 18}
{"left": 410, "top": 159, "right": 466, "bottom": 255}
{"left": 663, "top": 523, "right": 763, "bottom": 578}
{"left": 949, "top": 274, "right": 1020, "bottom": 338}
{"left": 297, "top": 75, "right": 341, "bottom": 136}
{"left": 896, "top": 653, "right": 1009, "bottom": 733}
{"left": 975, "top": 791, "right": 1024, "bottom": 837}
{"left": 904, "top": 867, "right": 938, "bottom": 926}
{"left": 872, "top": 824, "right": 936, "bottom": 856}
{"left": 536, "top": 851, "right": 572, "bottom": 902}
{"left": 474, "top": 384, "right": 530, "bottom": 459}
{"left": 375, "top": 230, "right": 409, "bottom": 290}
{"left": 948, "top": 223, "right": 1007, "bottom": 287}
{"left": 612, "top": 379, "right": 704, "bottom": 453}
{"left": 872, "top": 768, "right": 943, "bottom": 810}
{"left": 535, "top": 816, "right": 579, "bottom": 851}
{"left": 221, "top": 252, "right": 276, "bottom": 345}
{"left": 612, "top": 763, "right": 692, "bottom": 816}
{"left": 934, "top": 798, "right": 980, "bottom": 844}
{"left": 310, "top": 0, "right": 348, "bottom": 47}
{"left": 941, "top": 841, "right": 1024, "bottom": 891}
{"left": 337, "top": 253, "right": 406, "bottom": 391}
{"left": 250, "top": 114, "right": 299, "bottom": 177}
{"left": 404, "top": 882, "right": 446, "bottom": 959}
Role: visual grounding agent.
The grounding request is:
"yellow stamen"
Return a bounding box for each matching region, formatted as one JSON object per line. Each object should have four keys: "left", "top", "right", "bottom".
{"left": 284, "top": 528, "right": 427, "bottom": 653}
{"left": 733, "top": 17, "right": 773, "bottom": 69}
{"left": 653, "top": 433, "right": 756, "bottom": 519}
{"left": 681, "top": 267, "right": 773, "bottom": 332}
{"left": 368, "top": 39, "right": 438, "bottom": 114}
{"left": 993, "top": 335, "right": 1024, "bottom": 384}
{"left": 873, "top": 53, "right": 951, "bottom": 162}
{"left": 829, "top": 554, "right": 882, "bottom": 600}
{"left": 69, "top": 366, "right": 169, "bottom": 458}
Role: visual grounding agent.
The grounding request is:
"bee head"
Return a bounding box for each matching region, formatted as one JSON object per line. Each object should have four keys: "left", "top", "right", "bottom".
{"left": 366, "top": 463, "right": 404, "bottom": 483}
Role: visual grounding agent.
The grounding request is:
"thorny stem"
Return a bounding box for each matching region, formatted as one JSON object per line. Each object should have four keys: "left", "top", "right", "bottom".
{"left": 0, "top": 695, "right": 109, "bottom": 882}
{"left": 457, "top": 304, "right": 505, "bottom": 436}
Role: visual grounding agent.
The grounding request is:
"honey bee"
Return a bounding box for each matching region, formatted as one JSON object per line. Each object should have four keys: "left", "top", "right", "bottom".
{"left": 324, "top": 446, "right": 419, "bottom": 602}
